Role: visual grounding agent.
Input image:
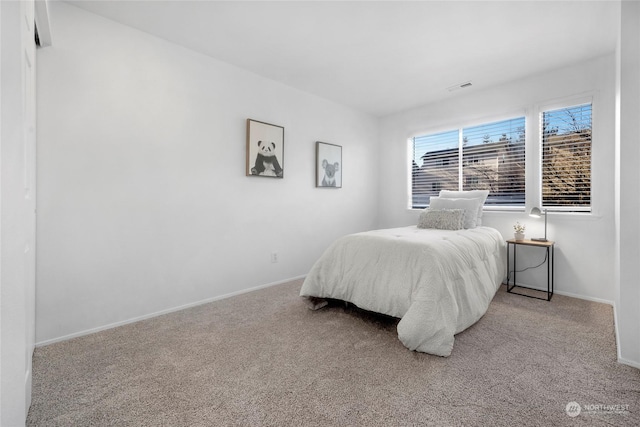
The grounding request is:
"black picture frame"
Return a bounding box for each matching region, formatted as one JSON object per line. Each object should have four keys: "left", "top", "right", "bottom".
{"left": 316, "top": 141, "right": 342, "bottom": 188}
{"left": 246, "top": 119, "right": 285, "bottom": 178}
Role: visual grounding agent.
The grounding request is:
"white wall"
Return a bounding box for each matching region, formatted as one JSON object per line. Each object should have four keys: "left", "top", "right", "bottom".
{"left": 1, "top": 0, "right": 37, "bottom": 424}
{"left": 36, "top": 2, "right": 378, "bottom": 344}
{"left": 36, "top": 1, "right": 637, "bottom": 370}
{"left": 378, "top": 55, "right": 617, "bottom": 303}
{"left": 615, "top": 0, "right": 640, "bottom": 368}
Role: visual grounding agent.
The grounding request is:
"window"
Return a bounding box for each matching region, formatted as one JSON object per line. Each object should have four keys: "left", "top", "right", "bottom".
{"left": 411, "top": 117, "right": 525, "bottom": 208}
{"left": 411, "top": 130, "right": 459, "bottom": 208}
{"left": 541, "top": 103, "right": 592, "bottom": 210}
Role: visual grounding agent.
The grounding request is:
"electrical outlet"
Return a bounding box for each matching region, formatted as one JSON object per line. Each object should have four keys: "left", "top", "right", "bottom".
{"left": 271, "top": 252, "right": 278, "bottom": 263}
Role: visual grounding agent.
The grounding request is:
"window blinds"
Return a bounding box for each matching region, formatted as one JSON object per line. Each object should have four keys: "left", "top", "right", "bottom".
{"left": 411, "top": 117, "right": 525, "bottom": 209}
{"left": 541, "top": 103, "right": 592, "bottom": 209}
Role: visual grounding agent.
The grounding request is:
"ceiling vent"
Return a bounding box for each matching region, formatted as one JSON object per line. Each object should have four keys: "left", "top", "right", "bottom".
{"left": 447, "top": 81, "right": 473, "bottom": 92}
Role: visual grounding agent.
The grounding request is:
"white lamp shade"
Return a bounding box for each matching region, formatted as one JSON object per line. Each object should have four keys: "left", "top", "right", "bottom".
{"left": 529, "top": 207, "right": 542, "bottom": 218}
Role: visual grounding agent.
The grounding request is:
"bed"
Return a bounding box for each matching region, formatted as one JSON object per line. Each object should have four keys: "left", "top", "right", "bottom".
{"left": 300, "top": 192, "right": 506, "bottom": 356}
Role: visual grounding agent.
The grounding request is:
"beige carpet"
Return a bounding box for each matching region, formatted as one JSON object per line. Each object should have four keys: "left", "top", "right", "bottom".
{"left": 27, "top": 279, "right": 639, "bottom": 426}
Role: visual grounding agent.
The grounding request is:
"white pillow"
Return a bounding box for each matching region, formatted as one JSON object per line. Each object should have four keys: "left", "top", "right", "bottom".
{"left": 429, "top": 197, "right": 482, "bottom": 229}
{"left": 417, "top": 208, "right": 464, "bottom": 230}
{"left": 439, "top": 190, "right": 489, "bottom": 226}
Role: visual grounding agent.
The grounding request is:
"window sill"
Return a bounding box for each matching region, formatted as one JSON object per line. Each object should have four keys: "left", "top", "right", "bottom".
{"left": 482, "top": 209, "right": 601, "bottom": 220}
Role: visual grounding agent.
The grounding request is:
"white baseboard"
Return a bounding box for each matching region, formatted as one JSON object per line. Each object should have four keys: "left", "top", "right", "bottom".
{"left": 25, "top": 368, "right": 32, "bottom": 417}
{"left": 36, "top": 275, "right": 306, "bottom": 347}
{"left": 613, "top": 303, "right": 622, "bottom": 364}
{"left": 504, "top": 282, "right": 614, "bottom": 306}
{"left": 611, "top": 303, "right": 640, "bottom": 369}
{"left": 617, "top": 357, "right": 640, "bottom": 370}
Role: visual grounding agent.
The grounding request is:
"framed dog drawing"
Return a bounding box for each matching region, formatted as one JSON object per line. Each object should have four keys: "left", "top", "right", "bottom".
{"left": 246, "top": 119, "right": 285, "bottom": 178}
{"left": 316, "top": 141, "right": 342, "bottom": 188}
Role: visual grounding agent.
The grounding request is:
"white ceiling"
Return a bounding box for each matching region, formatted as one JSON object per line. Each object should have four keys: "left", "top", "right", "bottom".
{"left": 66, "top": 0, "right": 620, "bottom": 117}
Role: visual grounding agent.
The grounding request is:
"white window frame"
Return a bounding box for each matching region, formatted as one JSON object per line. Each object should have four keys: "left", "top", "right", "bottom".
{"left": 408, "top": 111, "right": 527, "bottom": 211}
{"left": 408, "top": 95, "right": 596, "bottom": 216}
{"left": 535, "top": 95, "right": 594, "bottom": 214}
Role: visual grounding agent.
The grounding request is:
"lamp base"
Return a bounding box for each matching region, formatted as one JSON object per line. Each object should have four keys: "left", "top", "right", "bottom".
{"left": 531, "top": 237, "right": 548, "bottom": 242}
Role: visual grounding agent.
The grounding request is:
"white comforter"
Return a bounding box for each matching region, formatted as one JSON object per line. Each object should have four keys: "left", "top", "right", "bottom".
{"left": 300, "top": 226, "right": 506, "bottom": 356}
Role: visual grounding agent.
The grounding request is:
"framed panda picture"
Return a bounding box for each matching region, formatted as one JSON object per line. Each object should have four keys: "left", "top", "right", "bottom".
{"left": 316, "top": 141, "right": 342, "bottom": 188}
{"left": 246, "top": 119, "right": 285, "bottom": 178}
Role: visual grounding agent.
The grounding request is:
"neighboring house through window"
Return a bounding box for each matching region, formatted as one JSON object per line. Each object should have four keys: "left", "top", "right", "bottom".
{"left": 541, "top": 103, "right": 592, "bottom": 211}
{"left": 411, "top": 117, "right": 526, "bottom": 209}
{"left": 410, "top": 102, "right": 593, "bottom": 212}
